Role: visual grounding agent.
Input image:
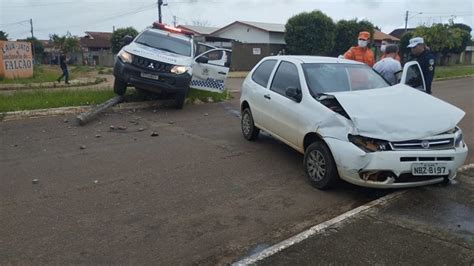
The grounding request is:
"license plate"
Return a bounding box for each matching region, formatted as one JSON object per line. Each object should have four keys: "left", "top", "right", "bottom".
{"left": 411, "top": 163, "right": 449, "bottom": 176}
{"left": 140, "top": 73, "right": 159, "bottom": 80}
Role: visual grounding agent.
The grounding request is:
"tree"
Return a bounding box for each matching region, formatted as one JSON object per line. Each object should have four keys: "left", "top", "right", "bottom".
{"left": 0, "top": 30, "right": 8, "bottom": 41}
{"left": 332, "top": 19, "right": 375, "bottom": 56}
{"left": 399, "top": 31, "right": 414, "bottom": 61}
{"left": 25, "top": 37, "right": 45, "bottom": 62}
{"left": 284, "top": 10, "right": 336, "bottom": 55}
{"left": 111, "top": 27, "right": 138, "bottom": 54}
{"left": 413, "top": 24, "right": 463, "bottom": 54}
{"left": 50, "top": 32, "right": 80, "bottom": 53}
{"left": 450, "top": 23, "right": 472, "bottom": 53}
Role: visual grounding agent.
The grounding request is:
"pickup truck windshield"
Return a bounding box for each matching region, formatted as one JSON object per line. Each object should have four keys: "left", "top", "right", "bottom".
{"left": 135, "top": 30, "right": 191, "bottom": 56}
{"left": 303, "top": 63, "right": 389, "bottom": 94}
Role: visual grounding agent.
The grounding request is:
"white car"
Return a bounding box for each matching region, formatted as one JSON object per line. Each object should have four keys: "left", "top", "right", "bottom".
{"left": 240, "top": 56, "right": 468, "bottom": 189}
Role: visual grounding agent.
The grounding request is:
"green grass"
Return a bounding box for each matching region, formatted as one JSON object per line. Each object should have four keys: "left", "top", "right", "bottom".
{"left": 0, "top": 65, "right": 67, "bottom": 84}
{"left": 435, "top": 65, "right": 474, "bottom": 79}
{"left": 0, "top": 88, "right": 230, "bottom": 113}
{"left": 188, "top": 89, "right": 231, "bottom": 102}
{"left": 0, "top": 88, "right": 116, "bottom": 112}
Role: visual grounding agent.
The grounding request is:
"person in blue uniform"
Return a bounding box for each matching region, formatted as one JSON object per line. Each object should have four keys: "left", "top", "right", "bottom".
{"left": 56, "top": 51, "right": 69, "bottom": 84}
{"left": 407, "top": 37, "right": 435, "bottom": 94}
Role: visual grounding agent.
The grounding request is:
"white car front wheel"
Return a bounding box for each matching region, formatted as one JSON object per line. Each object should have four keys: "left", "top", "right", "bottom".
{"left": 304, "top": 142, "right": 339, "bottom": 190}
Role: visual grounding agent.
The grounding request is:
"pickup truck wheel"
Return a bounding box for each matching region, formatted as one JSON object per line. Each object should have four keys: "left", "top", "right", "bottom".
{"left": 241, "top": 108, "right": 259, "bottom": 140}
{"left": 304, "top": 142, "right": 339, "bottom": 190}
{"left": 113, "top": 78, "right": 127, "bottom": 96}
{"left": 175, "top": 89, "right": 188, "bottom": 109}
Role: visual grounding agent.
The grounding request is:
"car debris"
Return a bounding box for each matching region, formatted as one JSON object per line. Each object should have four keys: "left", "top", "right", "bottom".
{"left": 151, "top": 131, "right": 159, "bottom": 137}
{"left": 79, "top": 145, "right": 86, "bottom": 150}
{"left": 32, "top": 179, "right": 39, "bottom": 184}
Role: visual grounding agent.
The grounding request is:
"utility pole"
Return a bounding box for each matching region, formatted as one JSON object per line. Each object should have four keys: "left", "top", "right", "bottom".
{"left": 173, "top": 16, "right": 177, "bottom": 27}
{"left": 30, "top": 18, "right": 35, "bottom": 64}
{"left": 158, "top": 0, "right": 163, "bottom": 23}
{"left": 404, "top": 10, "right": 409, "bottom": 32}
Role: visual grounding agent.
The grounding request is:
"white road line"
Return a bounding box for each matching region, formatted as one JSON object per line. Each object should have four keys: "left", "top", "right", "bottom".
{"left": 232, "top": 190, "right": 408, "bottom": 265}
{"left": 233, "top": 163, "right": 474, "bottom": 265}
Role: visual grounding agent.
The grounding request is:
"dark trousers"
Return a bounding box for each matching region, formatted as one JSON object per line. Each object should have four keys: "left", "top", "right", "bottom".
{"left": 58, "top": 67, "right": 69, "bottom": 83}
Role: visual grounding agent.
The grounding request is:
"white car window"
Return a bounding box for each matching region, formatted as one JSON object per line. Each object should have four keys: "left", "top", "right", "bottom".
{"left": 251, "top": 60, "right": 277, "bottom": 88}
{"left": 303, "top": 63, "right": 389, "bottom": 94}
{"left": 270, "top": 61, "right": 300, "bottom": 97}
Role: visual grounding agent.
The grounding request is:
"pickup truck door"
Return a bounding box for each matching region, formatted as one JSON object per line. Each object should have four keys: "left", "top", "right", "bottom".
{"left": 191, "top": 48, "right": 231, "bottom": 93}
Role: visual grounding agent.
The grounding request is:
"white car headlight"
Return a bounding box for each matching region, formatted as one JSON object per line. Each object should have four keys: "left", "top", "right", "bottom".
{"left": 170, "top": 65, "right": 189, "bottom": 74}
{"left": 118, "top": 50, "right": 133, "bottom": 64}
{"left": 455, "top": 128, "right": 464, "bottom": 147}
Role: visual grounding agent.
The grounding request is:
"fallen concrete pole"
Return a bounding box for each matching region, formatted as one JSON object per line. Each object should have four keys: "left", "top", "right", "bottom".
{"left": 76, "top": 95, "right": 124, "bottom": 126}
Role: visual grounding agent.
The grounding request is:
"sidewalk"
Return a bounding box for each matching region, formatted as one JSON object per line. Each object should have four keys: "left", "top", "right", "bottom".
{"left": 257, "top": 168, "right": 474, "bottom": 265}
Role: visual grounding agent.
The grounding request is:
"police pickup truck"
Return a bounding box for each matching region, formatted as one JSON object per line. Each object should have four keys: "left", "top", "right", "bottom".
{"left": 113, "top": 22, "right": 232, "bottom": 109}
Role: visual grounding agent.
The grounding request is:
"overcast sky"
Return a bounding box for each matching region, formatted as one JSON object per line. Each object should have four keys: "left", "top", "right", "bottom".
{"left": 1, "top": 0, "right": 473, "bottom": 40}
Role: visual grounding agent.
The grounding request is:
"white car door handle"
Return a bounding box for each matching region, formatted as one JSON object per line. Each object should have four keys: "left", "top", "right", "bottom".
{"left": 264, "top": 94, "right": 271, "bottom": 100}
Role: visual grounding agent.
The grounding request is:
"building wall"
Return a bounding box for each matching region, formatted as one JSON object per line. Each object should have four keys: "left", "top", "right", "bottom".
{"left": 269, "top": 32, "right": 286, "bottom": 44}
{"left": 214, "top": 25, "right": 270, "bottom": 43}
{"left": 230, "top": 42, "right": 286, "bottom": 71}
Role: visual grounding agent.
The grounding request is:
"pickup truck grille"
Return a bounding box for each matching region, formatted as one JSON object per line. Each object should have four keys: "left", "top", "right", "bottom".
{"left": 390, "top": 138, "right": 454, "bottom": 150}
{"left": 132, "top": 55, "right": 172, "bottom": 73}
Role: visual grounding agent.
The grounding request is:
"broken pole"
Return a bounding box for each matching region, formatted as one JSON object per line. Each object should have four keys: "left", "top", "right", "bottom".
{"left": 76, "top": 95, "right": 124, "bottom": 126}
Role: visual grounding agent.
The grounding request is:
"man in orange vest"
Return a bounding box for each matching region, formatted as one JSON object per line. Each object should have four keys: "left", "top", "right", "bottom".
{"left": 344, "top": 31, "right": 375, "bottom": 67}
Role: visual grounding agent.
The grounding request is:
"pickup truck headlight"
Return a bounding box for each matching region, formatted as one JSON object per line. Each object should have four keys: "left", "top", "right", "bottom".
{"left": 170, "top": 65, "right": 189, "bottom": 74}
{"left": 348, "top": 135, "right": 391, "bottom": 152}
{"left": 118, "top": 50, "right": 133, "bottom": 64}
{"left": 454, "top": 129, "right": 464, "bottom": 147}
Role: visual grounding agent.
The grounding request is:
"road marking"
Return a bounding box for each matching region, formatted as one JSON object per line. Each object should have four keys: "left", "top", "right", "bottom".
{"left": 232, "top": 189, "right": 408, "bottom": 265}
{"left": 233, "top": 163, "right": 474, "bottom": 265}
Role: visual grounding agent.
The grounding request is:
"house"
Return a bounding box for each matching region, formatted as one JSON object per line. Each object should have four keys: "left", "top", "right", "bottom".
{"left": 177, "top": 25, "right": 232, "bottom": 51}
{"left": 389, "top": 28, "right": 415, "bottom": 39}
{"left": 79, "top": 31, "right": 114, "bottom": 66}
{"left": 210, "top": 21, "right": 287, "bottom": 71}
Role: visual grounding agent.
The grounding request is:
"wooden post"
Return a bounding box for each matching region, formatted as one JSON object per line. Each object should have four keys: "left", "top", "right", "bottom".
{"left": 76, "top": 95, "right": 124, "bottom": 125}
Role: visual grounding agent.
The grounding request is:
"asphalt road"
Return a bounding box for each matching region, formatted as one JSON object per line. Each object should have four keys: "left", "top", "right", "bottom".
{"left": 0, "top": 77, "right": 472, "bottom": 264}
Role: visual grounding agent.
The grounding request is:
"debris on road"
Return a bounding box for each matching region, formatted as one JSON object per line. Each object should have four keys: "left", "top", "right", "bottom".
{"left": 204, "top": 113, "right": 209, "bottom": 116}
{"left": 76, "top": 95, "right": 124, "bottom": 126}
{"left": 80, "top": 145, "right": 86, "bottom": 150}
{"left": 138, "top": 128, "right": 145, "bottom": 132}
{"left": 32, "top": 179, "right": 39, "bottom": 184}
{"left": 94, "top": 180, "right": 99, "bottom": 184}
{"left": 118, "top": 126, "right": 127, "bottom": 130}
{"left": 63, "top": 118, "right": 69, "bottom": 123}
{"left": 168, "top": 121, "right": 175, "bottom": 125}
{"left": 109, "top": 125, "right": 116, "bottom": 130}
{"left": 95, "top": 134, "right": 101, "bottom": 138}
{"left": 151, "top": 131, "right": 159, "bottom": 137}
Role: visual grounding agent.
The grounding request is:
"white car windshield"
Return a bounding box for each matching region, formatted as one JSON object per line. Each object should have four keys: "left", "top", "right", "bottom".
{"left": 135, "top": 30, "right": 191, "bottom": 56}
{"left": 302, "top": 63, "right": 389, "bottom": 94}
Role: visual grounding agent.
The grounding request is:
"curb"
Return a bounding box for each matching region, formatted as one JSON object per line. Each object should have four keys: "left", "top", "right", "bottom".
{"left": 0, "top": 101, "right": 165, "bottom": 122}
{"left": 434, "top": 74, "right": 474, "bottom": 82}
{"left": 0, "top": 78, "right": 107, "bottom": 91}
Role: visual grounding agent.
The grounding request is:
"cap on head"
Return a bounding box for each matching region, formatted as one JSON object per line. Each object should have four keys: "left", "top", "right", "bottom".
{"left": 358, "top": 31, "right": 370, "bottom": 40}
{"left": 407, "top": 37, "right": 424, "bottom": 48}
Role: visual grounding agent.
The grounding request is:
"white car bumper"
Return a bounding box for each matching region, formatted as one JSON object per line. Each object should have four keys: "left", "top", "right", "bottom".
{"left": 325, "top": 138, "right": 468, "bottom": 189}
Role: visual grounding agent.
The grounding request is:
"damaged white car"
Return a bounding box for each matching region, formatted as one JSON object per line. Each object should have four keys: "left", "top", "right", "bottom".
{"left": 240, "top": 56, "right": 468, "bottom": 189}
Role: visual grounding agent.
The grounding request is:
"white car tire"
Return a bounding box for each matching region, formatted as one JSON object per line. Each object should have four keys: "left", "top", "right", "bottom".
{"left": 241, "top": 108, "right": 260, "bottom": 141}
{"left": 304, "top": 142, "right": 339, "bottom": 190}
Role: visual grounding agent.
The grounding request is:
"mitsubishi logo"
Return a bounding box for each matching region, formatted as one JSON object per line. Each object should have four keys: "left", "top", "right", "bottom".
{"left": 421, "top": 140, "right": 430, "bottom": 149}
{"left": 148, "top": 63, "right": 155, "bottom": 69}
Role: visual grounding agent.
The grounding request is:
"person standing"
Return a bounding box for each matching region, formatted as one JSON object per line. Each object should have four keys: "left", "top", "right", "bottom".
{"left": 407, "top": 37, "right": 435, "bottom": 94}
{"left": 57, "top": 51, "right": 69, "bottom": 84}
{"left": 373, "top": 44, "right": 402, "bottom": 85}
{"left": 380, "top": 39, "right": 401, "bottom": 61}
{"left": 344, "top": 31, "right": 375, "bottom": 67}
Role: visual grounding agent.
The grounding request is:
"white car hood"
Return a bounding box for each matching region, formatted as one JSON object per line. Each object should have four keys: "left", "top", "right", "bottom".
{"left": 124, "top": 42, "right": 192, "bottom": 66}
{"left": 329, "top": 84, "right": 465, "bottom": 141}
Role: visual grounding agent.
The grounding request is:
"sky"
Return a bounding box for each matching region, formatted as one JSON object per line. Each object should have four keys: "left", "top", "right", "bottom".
{"left": 1, "top": 0, "right": 473, "bottom": 40}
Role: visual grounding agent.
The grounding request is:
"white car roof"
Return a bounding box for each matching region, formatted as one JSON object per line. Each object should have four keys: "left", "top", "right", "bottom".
{"left": 144, "top": 27, "right": 192, "bottom": 42}
{"left": 264, "top": 55, "right": 364, "bottom": 65}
